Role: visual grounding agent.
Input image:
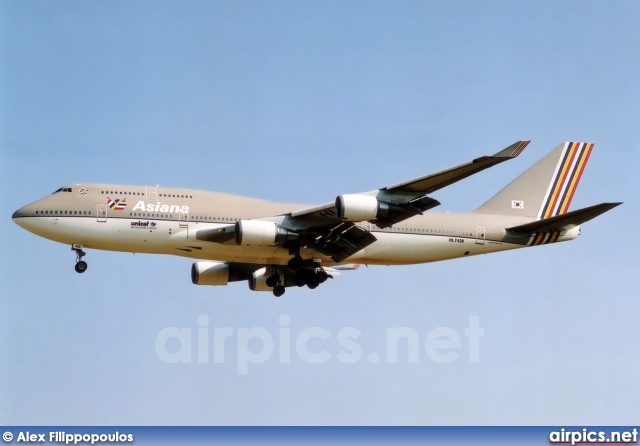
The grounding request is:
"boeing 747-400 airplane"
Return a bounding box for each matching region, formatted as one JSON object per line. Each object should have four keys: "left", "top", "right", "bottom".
{"left": 12, "top": 141, "right": 620, "bottom": 296}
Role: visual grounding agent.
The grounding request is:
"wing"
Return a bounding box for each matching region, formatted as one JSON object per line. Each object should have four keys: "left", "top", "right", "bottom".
{"left": 296, "top": 221, "right": 377, "bottom": 263}
{"left": 289, "top": 140, "right": 529, "bottom": 228}
{"left": 384, "top": 140, "right": 530, "bottom": 194}
{"left": 195, "top": 141, "right": 529, "bottom": 263}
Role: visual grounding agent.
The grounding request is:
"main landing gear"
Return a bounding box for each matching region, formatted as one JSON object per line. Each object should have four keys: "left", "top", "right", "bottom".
{"left": 264, "top": 254, "right": 333, "bottom": 297}
{"left": 72, "top": 244, "right": 88, "bottom": 273}
{"left": 265, "top": 273, "right": 286, "bottom": 297}
{"left": 288, "top": 254, "right": 332, "bottom": 290}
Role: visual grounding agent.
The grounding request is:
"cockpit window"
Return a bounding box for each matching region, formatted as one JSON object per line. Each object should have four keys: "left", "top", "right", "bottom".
{"left": 52, "top": 187, "right": 73, "bottom": 194}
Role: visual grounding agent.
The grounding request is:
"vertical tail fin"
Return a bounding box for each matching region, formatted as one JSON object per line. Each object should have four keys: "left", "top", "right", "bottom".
{"left": 474, "top": 142, "right": 594, "bottom": 218}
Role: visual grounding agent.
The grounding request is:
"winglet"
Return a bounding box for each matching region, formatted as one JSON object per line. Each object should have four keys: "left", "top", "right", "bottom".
{"left": 493, "top": 140, "right": 530, "bottom": 158}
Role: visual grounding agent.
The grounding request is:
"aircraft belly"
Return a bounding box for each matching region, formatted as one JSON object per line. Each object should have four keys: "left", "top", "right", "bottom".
{"left": 192, "top": 244, "right": 332, "bottom": 265}
{"left": 349, "top": 232, "right": 519, "bottom": 265}
{"left": 18, "top": 217, "right": 185, "bottom": 253}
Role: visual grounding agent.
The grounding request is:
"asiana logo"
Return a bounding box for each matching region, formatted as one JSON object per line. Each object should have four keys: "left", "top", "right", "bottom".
{"left": 108, "top": 197, "right": 126, "bottom": 210}
{"left": 131, "top": 200, "right": 189, "bottom": 213}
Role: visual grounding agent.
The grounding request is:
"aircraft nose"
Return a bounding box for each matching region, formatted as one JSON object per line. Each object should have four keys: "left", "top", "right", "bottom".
{"left": 12, "top": 207, "right": 26, "bottom": 227}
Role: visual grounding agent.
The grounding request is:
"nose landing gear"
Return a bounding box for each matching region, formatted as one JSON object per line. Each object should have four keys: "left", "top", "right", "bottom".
{"left": 71, "top": 244, "right": 88, "bottom": 273}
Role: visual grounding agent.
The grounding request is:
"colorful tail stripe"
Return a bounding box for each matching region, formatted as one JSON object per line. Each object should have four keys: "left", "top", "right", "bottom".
{"left": 538, "top": 142, "right": 593, "bottom": 219}
{"left": 528, "top": 231, "right": 561, "bottom": 246}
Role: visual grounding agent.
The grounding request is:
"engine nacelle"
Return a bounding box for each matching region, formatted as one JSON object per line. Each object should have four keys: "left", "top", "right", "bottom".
{"left": 249, "top": 267, "right": 273, "bottom": 291}
{"left": 335, "top": 194, "right": 401, "bottom": 221}
{"left": 336, "top": 194, "right": 379, "bottom": 221}
{"left": 191, "top": 261, "right": 229, "bottom": 286}
{"left": 235, "top": 220, "right": 298, "bottom": 246}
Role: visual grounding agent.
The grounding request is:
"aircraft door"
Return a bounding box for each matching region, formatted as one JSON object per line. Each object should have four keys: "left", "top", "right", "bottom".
{"left": 146, "top": 186, "right": 158, "bottom": 202}
{"left": 97, "top": 204, "right": 107, "bottom": 222}
{"left": 179, "top": 210, "right": 189, "bottom": 228}
{"left": 475, "top": 225, "right": 485, "bottom": 245}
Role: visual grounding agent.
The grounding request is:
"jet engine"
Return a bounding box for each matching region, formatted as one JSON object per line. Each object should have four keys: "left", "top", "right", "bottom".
{"left": 235, "top": 220, "right": 298, "bottom": 246}
{"left": 335, "top": 194, "right": 402, "bottom": 221}
{"left": 191, "top": 261, "right": 229, "bottom": 286}
{"left": 249, "top": 267, "right": 273, "bottom": 291}
{"left": 248, "top": 268, "right": 294, "bottom": 294}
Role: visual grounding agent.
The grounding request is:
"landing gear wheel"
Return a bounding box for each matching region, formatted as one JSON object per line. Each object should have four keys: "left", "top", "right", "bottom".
{"left": 273, "top": 285, "right": 286, "bottom": 297}
{"left": 307, "top": 276, "right": 320, "bottom": 289}
{"left": 294, "top": 269, "right": 307, "bottom": 286}
{"left": 72, "top": 245, "right": 88, "bottom": 274}
{"left": 317, "top": 270, "right": 329, "bottom": 283}
{"left": 75, "top": 260, "right": 88, "bottom": 273}
{"left": 266, "top": 274, "right": 280, "bottom": 288}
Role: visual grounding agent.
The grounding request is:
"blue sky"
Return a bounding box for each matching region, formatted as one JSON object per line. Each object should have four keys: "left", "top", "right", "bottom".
{"left": 1, "top": 1, "right": 638, "bottom": 425}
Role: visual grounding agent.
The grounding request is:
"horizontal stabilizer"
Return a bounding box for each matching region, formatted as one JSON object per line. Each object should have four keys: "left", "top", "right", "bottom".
{"left": 506, "top": 202, "right": 622, "bottom": 234}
